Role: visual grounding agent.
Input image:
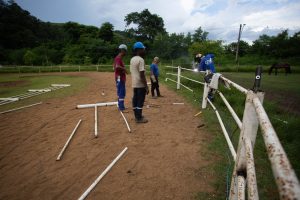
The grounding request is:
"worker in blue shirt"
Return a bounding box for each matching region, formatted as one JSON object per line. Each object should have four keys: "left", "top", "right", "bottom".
{"left": 198, "top": 53, "right": 216, "bottom": 73}
{"left": 150, "top": 57, "right": 163, "bottom": 98}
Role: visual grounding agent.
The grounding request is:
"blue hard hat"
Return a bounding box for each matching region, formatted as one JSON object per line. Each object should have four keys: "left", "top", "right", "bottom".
{"left": 133, "top": 42, "right": 146, "bottom": 50}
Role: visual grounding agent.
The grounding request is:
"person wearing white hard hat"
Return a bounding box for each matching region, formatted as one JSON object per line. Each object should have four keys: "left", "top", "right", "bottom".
{"left": 113, "top": 44, "right": 128, "bottom": 111}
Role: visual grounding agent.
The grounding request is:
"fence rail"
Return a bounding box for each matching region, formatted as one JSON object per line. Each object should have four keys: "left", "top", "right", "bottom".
{"left": 164, "top": 65, "right": 300, "bottom": 199}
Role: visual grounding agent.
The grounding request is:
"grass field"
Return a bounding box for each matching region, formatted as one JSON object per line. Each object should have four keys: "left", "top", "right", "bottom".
{"left": 0, "top": 73, "right": 90, "bottom": 112}
{"left": 160, "top": 67, "right": 300, "bottom": 199}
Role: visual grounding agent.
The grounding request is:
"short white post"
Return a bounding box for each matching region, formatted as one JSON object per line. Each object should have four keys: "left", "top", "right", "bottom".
{"left": 177, "top": 66, "right": 181, "bottom": 90}
{"left": 78, "top": 147, "right": 128, "bottom": 200}
{"left": 202, "top": 83, "right": 209, "bottom": 109}
{"left": 94, "top": 106, "right": 98, "bottom": 138}
{"left": 56, "top": 119, "right": 82, "bottom": 161}
{"left": 230, "top": 91, "right": 264, "bottom": 200}
{"left": 202, "top": 70, "right": 209, "bottom": 109}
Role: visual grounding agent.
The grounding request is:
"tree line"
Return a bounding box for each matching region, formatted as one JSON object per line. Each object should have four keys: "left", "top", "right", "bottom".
{"left": 0, "top": 0, "right": 299, "bottom": 66}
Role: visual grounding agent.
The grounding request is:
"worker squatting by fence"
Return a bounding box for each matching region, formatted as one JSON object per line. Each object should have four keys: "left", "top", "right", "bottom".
{"left": 164, "top": 65, "right": 300, "bottom": 200}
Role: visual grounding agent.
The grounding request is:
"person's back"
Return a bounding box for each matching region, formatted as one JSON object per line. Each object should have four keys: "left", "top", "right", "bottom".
{"left": 130, "top": 55, "right": 145, "bottom": 88}
{"left": 205, "top": 54, "right": 216, "bottom": 73}
{"left": 130, "top": 42, "right": 149, "bottom": 123}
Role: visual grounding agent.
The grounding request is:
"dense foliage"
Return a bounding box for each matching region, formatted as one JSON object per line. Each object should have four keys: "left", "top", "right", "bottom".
{"left": 0, "top": 0, "right": 299, "bottom": 66}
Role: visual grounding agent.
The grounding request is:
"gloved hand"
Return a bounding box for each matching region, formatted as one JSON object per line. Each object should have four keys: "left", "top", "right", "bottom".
{"left": 151, "top": 75, "right": 156, "bottom": 83}
{"left": 145, "top": 86, "right": 149, "bottom": 95}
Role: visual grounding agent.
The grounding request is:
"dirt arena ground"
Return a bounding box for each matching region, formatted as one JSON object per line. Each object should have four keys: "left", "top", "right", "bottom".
{"left": 0, "top": 72, "right": 214, "bottom": 200}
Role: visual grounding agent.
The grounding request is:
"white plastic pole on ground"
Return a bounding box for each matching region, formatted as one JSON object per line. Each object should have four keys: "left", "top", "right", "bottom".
{"left": 51, "top": 84, "right": 71, "bottom": 87}
{"left": 56, "top": 119, "right": 82, "bottom": 161}
{"left": 173, "top": 103, "right": 184, "bottom": 105}
{"left": 77, "top": 102, "right": 118, "bottom": 109}
{"left": 0, "top": 102, "right": 42, "bottom": 114}
{"left": 78, "top": 147, "right": 128, "bottom": 200}
{"left": 95, "top": 106, "right": 98, "bottom": 138}
{"left": 0, "top": 98, "right": 19, "bottom": 101}
{"left": 28, "top": 89, "right": 51, "bottom": 92}
{"left": 119, "top": 110, "right": 131, "bottom": 133}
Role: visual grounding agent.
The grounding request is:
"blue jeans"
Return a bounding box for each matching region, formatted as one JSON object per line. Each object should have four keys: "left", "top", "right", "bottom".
{"left": 116, "top": 80, "right": 126, "bottom": 110}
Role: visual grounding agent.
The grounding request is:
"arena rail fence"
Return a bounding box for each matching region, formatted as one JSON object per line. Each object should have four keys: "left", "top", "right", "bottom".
{"left": 164, "top": 65, "right": 300, "bottom": 200}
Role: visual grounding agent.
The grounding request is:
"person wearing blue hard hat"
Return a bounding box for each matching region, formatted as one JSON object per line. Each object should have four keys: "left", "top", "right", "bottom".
{"left": 130, "top": 41, "right": 149, "bottom": 123}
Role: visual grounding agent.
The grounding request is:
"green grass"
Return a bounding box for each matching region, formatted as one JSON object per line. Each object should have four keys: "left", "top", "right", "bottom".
{"left": 160, "top": 66, "right": 300, "bottom": 199}
{"left": 0, "top": 74, "right": 90, "bottom": 112}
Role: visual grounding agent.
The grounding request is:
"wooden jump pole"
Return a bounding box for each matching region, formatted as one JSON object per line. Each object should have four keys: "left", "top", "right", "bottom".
{"left": 56, "top": 119, "right": 82, "bottom": 161}
{"left": 78, "top": 147, "right": 128, "bottom": 200}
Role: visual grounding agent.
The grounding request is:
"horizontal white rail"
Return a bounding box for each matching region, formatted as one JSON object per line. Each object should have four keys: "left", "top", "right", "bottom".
{"left": 77, "top": 102, "right": 118, "bottom": 109}
{"left": 165, "top": 66, "right": 178, "bottom": 69}
{"left": 165, "top": 78, "right": 194, "bottom": 92}
{"left": 253, "top": 97, "right": 300, "bottom": 199}
{"left": 217, "top": 91, "right": 242, "bottom": 129}
{"left": 220, "top": 76, "right": 248, "bottom": 94}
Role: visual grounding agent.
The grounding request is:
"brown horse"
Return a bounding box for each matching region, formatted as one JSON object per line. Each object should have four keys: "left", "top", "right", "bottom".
{"left": 268, "top": 63, "right": 291, "bottom": 75}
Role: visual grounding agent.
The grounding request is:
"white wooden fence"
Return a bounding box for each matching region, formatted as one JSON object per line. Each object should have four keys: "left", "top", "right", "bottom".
{"left": 165, "top": 66, "right": 300, "bottom": 199}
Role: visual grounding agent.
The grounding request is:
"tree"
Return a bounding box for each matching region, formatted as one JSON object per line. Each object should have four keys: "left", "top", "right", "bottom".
{"left": 99, "top": 22, "right": 114, "bottom": 42}
{"left": 193, "top": 27, "right": 208, "bottom": 42}
{"left": 23, "top": 50, "right": 36, "bottom": 65}
{"left": 225, "top": 40, "right": 250, "bottom": 57}
{"left": 124, "top": 9, "right": 166, "bottom": 41}
{"left": 189, "top": 40, "right": 223, "bottom": 57}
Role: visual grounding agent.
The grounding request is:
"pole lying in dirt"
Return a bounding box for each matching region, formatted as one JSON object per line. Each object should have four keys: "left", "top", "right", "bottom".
{"left": 119, "top": 110, "right": 131, "bottom": 133}
{"left": 95, "top": 106, "right": 98, "bottom": 138}
{"left": 78, "top": 147, "right": 128, "bottom": 200}
{"left": 56, "top": 119, "right": 82, "bottom": 161}
{"left": 0, "top": 102, "right": 42, "bottom": 114}
{"left": 77, "top": 102, "right": 118, "bottom": 109}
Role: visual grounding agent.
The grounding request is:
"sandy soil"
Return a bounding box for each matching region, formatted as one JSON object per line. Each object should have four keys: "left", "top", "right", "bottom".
{"left": 0, "top": 72, "right": 214, "bottom": 200}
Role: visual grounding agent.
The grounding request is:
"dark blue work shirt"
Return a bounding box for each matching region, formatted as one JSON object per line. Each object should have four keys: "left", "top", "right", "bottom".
{"left": 150, "top": 63, "right": 159, "bottom": 76}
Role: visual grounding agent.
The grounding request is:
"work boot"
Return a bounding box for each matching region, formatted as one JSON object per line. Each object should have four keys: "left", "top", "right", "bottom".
{"left": 135, "top": 117, "right": 148, "bottom": 123}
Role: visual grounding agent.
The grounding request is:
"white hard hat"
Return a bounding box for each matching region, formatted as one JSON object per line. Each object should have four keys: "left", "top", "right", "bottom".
{"left": 119, "top": 44, "right": 127, "bottom": 51}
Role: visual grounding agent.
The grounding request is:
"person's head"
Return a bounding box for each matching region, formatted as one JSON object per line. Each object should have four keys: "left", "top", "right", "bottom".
{"left": 118, "top": 44, "right": 127, "bottom": 56}
{"left": 153, "top": 57, "right": 160, "bottom": 64}
{"left": 133, "top": 42, "right": 146, "bottom": 57}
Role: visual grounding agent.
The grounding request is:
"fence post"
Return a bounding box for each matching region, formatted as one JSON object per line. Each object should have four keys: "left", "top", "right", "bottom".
{"left": 79, "top": 65, "right": 81, "bottom": 72}
{"left": 60, "top": 66, "right": 62, "bottom": 72}
{"left": 230, "top": 90, "right": 264, "bottom": 200}
{"left": 201, "top": 70, "right": 209, "bottom": 109}
{"left": 177, "top": 66, "right": 181, "bottom": 90}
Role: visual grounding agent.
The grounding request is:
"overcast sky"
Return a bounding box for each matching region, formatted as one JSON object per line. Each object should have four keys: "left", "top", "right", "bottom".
{"left": 15, "top": 0, "right": 300, "bottom": 43}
